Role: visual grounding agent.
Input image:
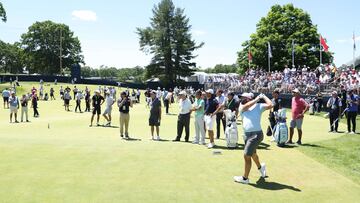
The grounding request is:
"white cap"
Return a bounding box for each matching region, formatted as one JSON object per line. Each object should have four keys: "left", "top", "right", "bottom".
{"left": 249, "top": 92, "right": 254, "bottom": 99}
{"left": 179, "top": 91, "right": 187, "bottom": 95}
{"left": 292, "top": 88, "right": 300, "bottom": 94}
{"left": 205, "top": 89, "right": 214, "bottom": 94}
{"left": 94, "top": 89, "right": 100, "bottom": 93}
{"left": 241, "top": 92, "right": 252, "bottom": 99}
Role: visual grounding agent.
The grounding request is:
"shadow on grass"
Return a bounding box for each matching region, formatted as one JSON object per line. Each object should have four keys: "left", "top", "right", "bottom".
{"left": 123, "top": 137, "right": 142, "bottom": 141}
{"left": 213, "top": 142, "right": 271, "bottom": 151}
{"left": 250, "top": 177, "right": 301, "bottom": 192}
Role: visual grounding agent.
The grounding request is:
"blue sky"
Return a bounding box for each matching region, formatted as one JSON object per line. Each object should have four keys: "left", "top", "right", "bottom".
{"left": 0, "top": 0, "right": 359, "bottom": 69}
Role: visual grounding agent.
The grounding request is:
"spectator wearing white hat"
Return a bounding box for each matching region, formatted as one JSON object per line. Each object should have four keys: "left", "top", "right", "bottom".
{"left": 326, "top": 91, "right": 342, "bottom": 133}
{"left": 103, "top": 91, "right": 115, "bottom": 126}
{"left": 75, "top": 90, "right": 83, "bottom": 113}
{"left": 234, "top": 93, "right": 273, "bottom": 184}
{"left": 8, "top": 91, "right": 20, "bottom": 123}
{"left": 204, "top": 89, "right": 219, "bottom": 148}
{"left": 20, "top": 94, "right": 30, "bottom": 122}
{"left": 288, "top": 88, "right": 309, "bottom": 145}
{"left": 90, "top": 90, "right": 105, "bottom": 127}
{"left": 173, "top": 90, "right": 192, "bottom": 142}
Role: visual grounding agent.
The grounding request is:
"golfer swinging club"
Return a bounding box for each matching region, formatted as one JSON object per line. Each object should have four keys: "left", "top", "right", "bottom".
{"left": 234, "top": 93, "right": 273, "bottom": 184}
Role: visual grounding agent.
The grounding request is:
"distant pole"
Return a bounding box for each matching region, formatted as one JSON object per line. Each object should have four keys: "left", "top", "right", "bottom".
{"left": 353, "top": 31, "right": 356, "bottom": 69}
{"left": 268, "top": 55, "right": 271, "bottom": 73}
{"left": 59, "top": 29, "right": 63, "bottom": 73}
{"left": 292, "top": 39, "right": 295, "bottom": 67}
{"left": 319, "top": 35, "right": 322, "bottom": 66}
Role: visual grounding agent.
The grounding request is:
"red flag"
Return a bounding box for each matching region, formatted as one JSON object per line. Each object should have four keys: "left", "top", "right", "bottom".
{"left": 320, "top": 35, "right": 329, "bottom": 52}
{"left": 248, "top": 49, "right": 252, "bottom": 62}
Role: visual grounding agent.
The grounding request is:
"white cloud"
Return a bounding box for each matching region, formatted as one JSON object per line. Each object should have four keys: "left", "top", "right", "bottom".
{"left": 72, "top": 10, "right": 97, "bottom": 21}
{"left": 193, "top": 30, "right": 206, "bottom": 36}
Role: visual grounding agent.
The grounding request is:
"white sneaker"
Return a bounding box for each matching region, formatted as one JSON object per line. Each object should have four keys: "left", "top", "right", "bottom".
{"left": 259, "top": 163, "right": 266, "bottom": 178}
{"left": 350, "top": 131, "right": 355, "bottom": 134}
{"left": 199, "top": 142, "right": 206, "bottom": 145}
{"left": 234, "top": 176, "right": 249, "bottom": 184}
{"left": 156, "top": 136, "right": 160, "bottom": 141}
{"left": 207, "top": 142, "right": 215, "bottom": 149}
{"left": 192, "top": 140, "right": 199, "bottom": 144}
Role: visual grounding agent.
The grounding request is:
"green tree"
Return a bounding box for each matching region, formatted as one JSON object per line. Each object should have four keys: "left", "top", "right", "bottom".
{"left": 204, "top": 64, "right": 238, "bottom": 74}
{"left": 237, "top": 4, "right": 333, "bottom": 72}
{"left": 0, "top": 40, "right": 24, "bottom": 73}
{"left": 20, "top": 20, "right": 84, "bottom": 75}
{"left": 137, "top": 0, "right": 203, "bottom": 85}
{"left": 0, "top": 2, "right": 6, "bottom": 22}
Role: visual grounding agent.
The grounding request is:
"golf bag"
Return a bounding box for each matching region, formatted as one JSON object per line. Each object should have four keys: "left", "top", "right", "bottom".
{"left": 224, "top": 110, "right": 238, "bottom": 148}
{"left": 273, "top": 109, "right": 288, "bottom": 147}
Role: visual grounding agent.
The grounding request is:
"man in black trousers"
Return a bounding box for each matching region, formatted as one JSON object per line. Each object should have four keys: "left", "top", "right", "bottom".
{"left": 215, "top": 89, "right": 226, "bottom": 139}
{"left": 173, "top": 91, "right": 192, "bottom": 142}
{"left": 326, "top": 91, "right": 342, "bottom": 133}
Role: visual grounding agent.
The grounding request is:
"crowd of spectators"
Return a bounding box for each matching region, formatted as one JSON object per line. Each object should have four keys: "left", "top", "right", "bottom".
{"left": 204, "top": 64, "right": 360, "bottom": 96}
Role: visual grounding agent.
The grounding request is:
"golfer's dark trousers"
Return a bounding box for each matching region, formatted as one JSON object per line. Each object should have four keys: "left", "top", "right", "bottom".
{"left": 164, "top": 99, "right": 169, "bottom": 114}
{"left": 216, "top": 112, "right": 226, "bottom": 139}
{"left": 75, "top": 100, "right": 81, "bottom": 112}
{"left": 85, "top": 100, "right": 90, "bottom": 112}
{"left": 176, "top": 113, "right": 190, "bottom": 141}
{"left": 347, "top": 111, "right": 357, "bottom": 132}
{"left": 329, "top": 110, "right": 339, "bottom": 132}
{"left": 33, "top": 107, "right": 39, "bottom": 117}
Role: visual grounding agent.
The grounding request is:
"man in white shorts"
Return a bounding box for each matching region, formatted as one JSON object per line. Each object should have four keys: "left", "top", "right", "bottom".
{"left": 103, "top": 91, "right": 115, "bottom": 126}
{"left": 204, "top": 89, "right": 219, "bottom": 148}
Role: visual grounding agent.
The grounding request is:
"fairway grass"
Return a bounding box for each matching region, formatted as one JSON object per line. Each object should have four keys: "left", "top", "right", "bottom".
{"left": 1, "top": 82, "right": 360, "bottom": 202}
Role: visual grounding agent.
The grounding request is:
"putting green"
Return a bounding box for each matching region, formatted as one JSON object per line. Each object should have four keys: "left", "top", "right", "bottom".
{"left": 0, "top": 82, "right": 359, "bottom": 202}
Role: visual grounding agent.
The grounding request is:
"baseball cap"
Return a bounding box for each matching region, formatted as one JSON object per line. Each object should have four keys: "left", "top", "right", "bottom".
{"left": 241, "top": 92, "right": 252, "bottom": 99}
{"left": 205, "top": 89, "right": 214, "bottom": 94}
{"left": 292, "top": 88, "right": 300, "bottom": 94}
{"left": 179, "top": 90, "right": 187, "bottom": 95}
{"left": 94, "top": 89, "right": 100, "bottom": 93}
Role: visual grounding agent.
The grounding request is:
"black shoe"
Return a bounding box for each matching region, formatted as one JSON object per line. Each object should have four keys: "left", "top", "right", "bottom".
{"left": 184, "top": 140, "right": 189, "bottom": 142}
{"left": 172, "top": 139, "right": 180, "bottom": 142}
{"left": 120, "top": 134, "right": 124, "bottom": 138}
{"left": 26, "top": 120, "right": 30, "bottom": 122}
{"left": 296, "top": 140, "right": 302, "bottom": 145}
{"left": 15, "top": 120, "right": 19, "bottom": 123}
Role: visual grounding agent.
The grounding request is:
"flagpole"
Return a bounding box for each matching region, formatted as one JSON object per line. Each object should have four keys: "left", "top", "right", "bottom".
{"left": 353, "top": 31, "right": 356, "bottom": 69}
{"left": 268, "top": 52, "right": 271, "bottom": 73}
{"left": 319, "top": 35, "right": 322, "bottom": 65}
{"left": 292, "top": 39, "right": 295, "bottom": 67}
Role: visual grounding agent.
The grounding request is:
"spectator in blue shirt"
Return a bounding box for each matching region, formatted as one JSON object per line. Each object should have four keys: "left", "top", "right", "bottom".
{"left": 8, "top": 91, "right": 19, "bottom": 123}
{"left": 2, "top": 88, "right": 10, "bottom": 109}
{"left": 346, "top": 89, "right": 359, "bottom": 134}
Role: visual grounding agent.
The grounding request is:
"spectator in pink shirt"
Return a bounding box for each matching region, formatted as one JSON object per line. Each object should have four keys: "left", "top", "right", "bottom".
{"left": 287, "top": 88, "right": 309, "bottom": 145}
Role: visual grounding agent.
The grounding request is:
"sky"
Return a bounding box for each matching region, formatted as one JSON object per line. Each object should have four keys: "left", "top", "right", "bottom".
{"left": 0, "top": 0, "right": 359, "bottom": 69}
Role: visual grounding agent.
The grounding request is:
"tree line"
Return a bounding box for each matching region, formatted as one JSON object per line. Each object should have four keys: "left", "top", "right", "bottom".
{"left": 1, "top": 1, "right": 334, "bottom": 83}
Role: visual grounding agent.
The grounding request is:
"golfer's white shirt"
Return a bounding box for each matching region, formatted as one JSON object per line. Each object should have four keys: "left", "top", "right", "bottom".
{"left": 106, "top": 96, "right": 114, "bottom": 107}
{"left": 179, "top": 98, "right": 192, "bottom": 115}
